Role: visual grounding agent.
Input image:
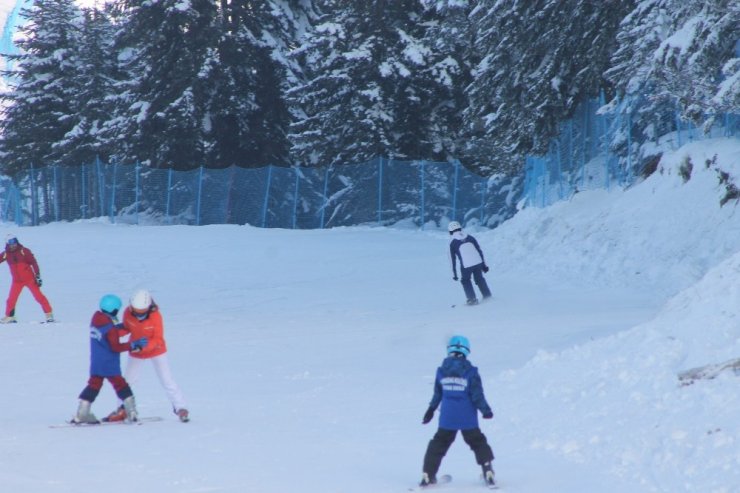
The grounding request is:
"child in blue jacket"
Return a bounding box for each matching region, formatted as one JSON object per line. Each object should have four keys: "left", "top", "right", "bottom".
{"left": 419, "top": 335, "right": 495, "bottom": 487}
{"left": 70, "top": 294, "right": 148, "bottom": 424}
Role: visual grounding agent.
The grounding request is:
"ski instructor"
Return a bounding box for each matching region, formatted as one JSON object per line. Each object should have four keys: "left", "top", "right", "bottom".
{"left": 448, "top": 221, "right": 491, "bottom": 305}
{"left": 0, "top": 234, "right": 54, "bottom": 323}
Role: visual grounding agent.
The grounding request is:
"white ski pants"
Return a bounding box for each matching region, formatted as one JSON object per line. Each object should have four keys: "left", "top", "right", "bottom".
{"left": 124, "top": 352, "right": 187, "bottom": 411}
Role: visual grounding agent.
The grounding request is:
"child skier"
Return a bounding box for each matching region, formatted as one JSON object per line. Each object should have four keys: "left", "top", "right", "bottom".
{"left": 448, "top": 221, "right": 491, "bottom": 305}
{"left": 419, "top": 335, "right": 496, "bottom": 488}
{"left": 103, "top": 289, "right": 190, "bottom": 423}
{"left": 71, "top": 294, "right": 148, "bottom": 424}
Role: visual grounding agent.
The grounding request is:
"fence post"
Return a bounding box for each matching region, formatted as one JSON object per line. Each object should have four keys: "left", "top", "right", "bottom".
{"left": 110, "top": 161, "right": 117, "bottom": 223}
{"left": 452, "top": 160, "right": 460, "bottom": 221}
{"left": 479, "top": 176, "right": 486, "bottom": 224}
{"left": 195, "top": 165, "right": 204, "bottom": 226}
{"left": 13, "top": 185, "right": 22, "bottom": 225}
{"left": 320, "top": 166, "right": 330, "bottom": 229}
{"left": 725, "top": 112, "right": 730, "bottom": 137}
{"left": 96, "top": 156, "right": 105, "bottom": 217}
{"left": 377, "top": 156, "right": 383, "bottom": 225}
{"left": 626, "top": 112, "right": 632, "bottom": 185}
{"left": 675, "top": 103, "right": 683, "bottom": 148}
{"left": 292, "top": 167, "right": 300, "bottom": 229}
{"left": 29, "top": 162, "right": 37, "bottom": 225}
{"left": 53, "top": 165, "right": 59, "bottom": 222}
{"left": 166, "top": 167, "right": 173, "bottom": 225}
{"left": 82, "top": 162, "right": 88, "bottom": 220}
{"left": 135, "top": 161, "right": 140, "bottom": 224}
{"left": 225, "top": 165, "right": 234, "bottom": 224}
{"left": 553, "top": 140, "right": 563, "bottom": 200}
{"left": 605, "top": 113, "right": 614, "bottom": 190}
{"left": 540, "top": 158, "right": 546, "bottom": 208}
{"left": 420, "top": 160, "right": 426, "bottom": 230}
{"left": 581, "top": 103, "right": 587, "bottom": 188}
{"left": 261, "top": 165, "right": 273, "bottom": 228}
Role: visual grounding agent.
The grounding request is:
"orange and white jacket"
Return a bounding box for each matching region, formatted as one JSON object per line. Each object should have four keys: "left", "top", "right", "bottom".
{"left": 122, "top": 303, "right": 167, "bottom": 359}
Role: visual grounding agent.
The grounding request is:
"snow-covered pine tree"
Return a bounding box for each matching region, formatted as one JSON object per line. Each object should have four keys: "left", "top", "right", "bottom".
{"left": 650, "top": 0, "right": 739, "bottom": 123}
{"left": 413, "top": 0, "right": 476, "bottom": 164}
{"left": 105, "top": 0, "right": 219, "bottom": 169}
{"left": 56, "top": 6, "right": 118, "bottom": 165}
{"left": 202, "top": 0, "right": 316, "bottom": 168}
{"left": 288, "top": 0, "right": 442, "bottom": 167}
{"left": 604, "top": 0, "right": 672, "bottom": 146}
{"left": 0, "top": 0, "right": 83, "bottom": 175}
{"left": 464, "top": 0, "right": 634, "bottom": 175}
{"left": 606, "top": 0, "right": 738, "bottom": 168}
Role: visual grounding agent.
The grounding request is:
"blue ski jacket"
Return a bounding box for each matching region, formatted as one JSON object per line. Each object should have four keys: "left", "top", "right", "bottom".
{"left": 89, "top": 311, "right": 129, "bottom": 376}
{"left": 429, "top": 355, "right": 492, "bottom": 430}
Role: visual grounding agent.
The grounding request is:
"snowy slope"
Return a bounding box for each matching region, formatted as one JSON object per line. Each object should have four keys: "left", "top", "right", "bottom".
{"left": 0, "top": 137, "right": 738, "bottom": 493}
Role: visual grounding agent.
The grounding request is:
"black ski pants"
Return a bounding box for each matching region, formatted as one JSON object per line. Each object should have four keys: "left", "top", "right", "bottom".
{"left": 422, "top": 427, "right": 494, "bottom": 477}
{"left": 460, "top": 264, "right": 491, "bottom": 302}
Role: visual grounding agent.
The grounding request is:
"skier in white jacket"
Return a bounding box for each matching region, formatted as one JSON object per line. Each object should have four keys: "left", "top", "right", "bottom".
{"left": 448, "top": 221, "right": 491, "bottom": 305}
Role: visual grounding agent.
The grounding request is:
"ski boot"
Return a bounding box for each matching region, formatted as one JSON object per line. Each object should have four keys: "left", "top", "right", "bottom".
{"left": 0, "top": 316, "right": 16, "bottom": 323}
{"left": 44, "top": 312, "right": 54, "bottom": 323}
{"left": 122, "top": 396, "right": 138, "bottom": 423}
{"left": 466, "top": 298, "right": 479, "bottom": 306}
{"left": 419, "top": 472, "right": 437, "bottom": 488}
{"left": 102, "top": 405, "right": 127, "bottom": 422}
{"left": 481, "top": 462, "right": 495, "bottom": 487}
{"left": 71, "top": 399, "right": 100, "bottom": 424}
{"left": 175, "top": 408, "right": 190, "bottom": 423}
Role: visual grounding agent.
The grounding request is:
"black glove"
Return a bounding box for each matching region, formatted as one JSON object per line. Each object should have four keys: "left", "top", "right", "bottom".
{"left": 453, "top": 275, "right": 459, "bottom": 281}
{"left": 422, "top": 407, "right": 435, "bottom": 424}
{"left": 482, "top": 410, "right": 493, "bottom": 419}
{"left": 482, "top": 264, "right": 489, "bottom": 273}
{"left": 35, "top": 275, "right": 42, "bottom": 286}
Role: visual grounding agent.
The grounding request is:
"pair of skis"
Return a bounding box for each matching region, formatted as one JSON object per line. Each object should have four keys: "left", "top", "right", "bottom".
{"left": 411, "top": 474, "right": 498, "bottom": 491}
{"left": 49, "top": 416, "right": 163, "bottom": 428}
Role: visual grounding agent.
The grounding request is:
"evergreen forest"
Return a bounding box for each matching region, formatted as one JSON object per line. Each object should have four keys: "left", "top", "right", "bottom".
{"left": 0, "top": 0, "right": 737, "bottom": 176}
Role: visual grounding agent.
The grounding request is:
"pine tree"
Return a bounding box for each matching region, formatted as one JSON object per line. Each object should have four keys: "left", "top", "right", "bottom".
{"left": 653, "top": 0, "right": 740, "bottom": 121}
{"left": 413, "top": 0, "right": 476, "bottom": 163}
{"left": 606, "top": 0, "right": 739, "bottom": 159}
{"left": 288, "top": 0, "right": 443, "bottom": 166}
{"left": 56, "top": 6, "right": 118, "bottom": 165}
{"left": 464, "top": 0, "right": 634, "bottom": 175}
{"left": 202, "top": 0, "right": 315, "bottom": 168}
{"left": 0, "top": 0, "right": 83, "bottom": 174}
{"left": 105, "top": 0, "right": 220, "bottom": 169}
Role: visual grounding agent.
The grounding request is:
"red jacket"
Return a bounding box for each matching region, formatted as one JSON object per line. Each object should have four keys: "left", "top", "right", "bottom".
{"left": 0, "top": 243, "right": 41, "bottom": 283}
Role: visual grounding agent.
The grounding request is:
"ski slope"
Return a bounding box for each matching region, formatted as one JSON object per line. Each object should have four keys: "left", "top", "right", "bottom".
{"left": 0, "top": 136, "right": 739, "bottom": 492}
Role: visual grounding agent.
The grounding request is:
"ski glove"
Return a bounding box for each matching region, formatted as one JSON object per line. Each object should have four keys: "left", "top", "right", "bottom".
{"left": 482, "top": 264, "right": 489, "bottom": 273}
{"left": 452, "top": 276, "right": 459, "bottom": 282}
{"left": 35, "top": 275, "right": 42, "bottom": 286}
{"left": 482, "top": 411, "right": 493, "bottom": 419}
{"left": 130, "top": 337, "right": 148, "bottom": 352}
{"left": 422, "top": 407, "right": 435, "bottom": 424}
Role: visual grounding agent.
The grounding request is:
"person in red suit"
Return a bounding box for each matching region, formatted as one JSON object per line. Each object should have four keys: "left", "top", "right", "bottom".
{"left": 0, "top": 235, "right": 54, "bottom": 323}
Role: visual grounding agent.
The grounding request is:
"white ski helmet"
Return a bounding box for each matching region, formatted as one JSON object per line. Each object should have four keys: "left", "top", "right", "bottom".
{"left": 448, "top": 221, "right": 462, "bottom": 233}
{"left": 130, "top": 289, "right": 153, "bottom": 312}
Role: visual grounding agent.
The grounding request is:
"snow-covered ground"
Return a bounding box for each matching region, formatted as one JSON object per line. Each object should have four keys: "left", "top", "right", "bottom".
{"left": 0, "top": 136, "right": 739, "bottom": 493}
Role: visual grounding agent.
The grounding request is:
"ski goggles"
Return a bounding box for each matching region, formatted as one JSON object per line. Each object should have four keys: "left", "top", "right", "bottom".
{"left": 6, "top": 238, "right": 18, "bottom": 245}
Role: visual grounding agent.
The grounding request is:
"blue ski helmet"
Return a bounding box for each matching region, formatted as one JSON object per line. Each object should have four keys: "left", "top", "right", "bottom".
{"left": 447, "top": 335, "right": 470, "bottom": 357}
{"left": 100, "top": 294, "right": 122, "bottom": 315}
